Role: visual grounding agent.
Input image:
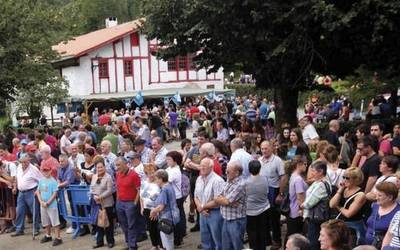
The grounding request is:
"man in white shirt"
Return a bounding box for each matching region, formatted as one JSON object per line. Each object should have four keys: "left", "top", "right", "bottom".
{"left": 60, "top": 128, "right": 72, "bottom": 155}
{"left": 194, "top": 158, "right": 225, "bottom": 250}
{"left": 126, "top": 151, "right": 145, "bottom": 181}
{"left": 12, "top": 154, "right": 43, "bottom": 237}
{"left": 150, "top": 137, "right": 168, "bottom": 169}
{"left": 68, "top": 143, "right": 85, "bottom": 169}
{"left": 299, "top": 116, "right": 319, "bottom": 146}
{"left": 258, "top": 140, "right": 286, "bottom": 249}
{"left": 229, "top": 138, "right": 252, "bottom": 178}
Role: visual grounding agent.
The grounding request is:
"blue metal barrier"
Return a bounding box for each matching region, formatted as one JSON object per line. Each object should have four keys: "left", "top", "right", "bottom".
{"left": 58, "top": 185, "right": 97, "bottom": 239}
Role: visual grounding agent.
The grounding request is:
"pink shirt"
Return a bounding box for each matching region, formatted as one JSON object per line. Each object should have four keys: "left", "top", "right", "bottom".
{"left": 379, "top": 139, "right": 392, "bottom": 156}
{"left": 17, "top": 164, "right": 43, "bottom": 191}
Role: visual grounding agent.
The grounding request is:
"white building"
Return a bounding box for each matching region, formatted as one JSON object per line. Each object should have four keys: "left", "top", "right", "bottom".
{"left": 52, "top": 18, "right": 224, "bottom": 103}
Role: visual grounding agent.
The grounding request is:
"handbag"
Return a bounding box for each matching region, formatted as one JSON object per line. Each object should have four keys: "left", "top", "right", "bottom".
{"left": 371, "top": 208, "right": 385, "bottom": 249}
{"left": 309, "top": 181, "right": 332, "bottom": 223}
{"left": 280, "top": 192, "right": 290, "bottom": 216}
{"left": 97, "top": 199, "right": 110, "bottom": 228}
{"left": 157, "top": 187, "right": 179, "bottom": 234}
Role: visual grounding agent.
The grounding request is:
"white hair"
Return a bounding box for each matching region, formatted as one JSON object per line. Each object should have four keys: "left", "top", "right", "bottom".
{"left": 40, "top": 145, "right": 51, "bottom": 153}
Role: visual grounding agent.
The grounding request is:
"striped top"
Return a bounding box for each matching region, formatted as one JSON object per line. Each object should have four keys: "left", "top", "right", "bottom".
{"left": 389, "top": 210, "right": 400, "bottom": 248}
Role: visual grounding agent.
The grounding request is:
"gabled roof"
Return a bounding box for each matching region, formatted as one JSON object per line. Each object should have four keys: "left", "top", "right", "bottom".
{"left": 52, "top": 18, "right": 144, "bottom": 59}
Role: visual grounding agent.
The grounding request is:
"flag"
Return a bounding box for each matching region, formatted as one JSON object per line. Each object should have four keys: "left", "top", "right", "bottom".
{"left": 123, "top": 98, "right": 133, "bottom": 108}
{"left": 172, "top": 91, "right": 181, "bottom": 105}
{"left": 133, "top": 91, "right": 144, "bottom": 106}
{"left": 163, "top": 97, "right": 170, "bottom": 106}
{"left": 205, "top": 91, "right": 215, "bottom": 102}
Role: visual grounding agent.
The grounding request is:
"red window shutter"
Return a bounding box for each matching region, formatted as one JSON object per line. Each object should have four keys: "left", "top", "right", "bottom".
{"left": 131, "top": 32, "right": 139, "bottom": 46}
{"left": 124, "top": 60, "right": 133, "bottom": 76}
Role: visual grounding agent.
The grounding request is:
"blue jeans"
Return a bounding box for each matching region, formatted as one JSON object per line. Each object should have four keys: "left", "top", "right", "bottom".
{"left": 222, "top": 217, "right": 246, "bottom": 250}
{"left": 15, "top": 189, "right": 40, "bottom": 233}
{"left": 345, "top": 220, "right": 366, "bottom": 245}
{"left": 200, "top": 209, "right": 223, "bottom": 250}
{"left": 116, "top": 201, "right": 139, "bottom": 250}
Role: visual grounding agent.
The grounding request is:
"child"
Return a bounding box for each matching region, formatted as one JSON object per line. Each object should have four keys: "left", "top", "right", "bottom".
{"left": 36, "top": 163, "right": 62, "bottom": 246}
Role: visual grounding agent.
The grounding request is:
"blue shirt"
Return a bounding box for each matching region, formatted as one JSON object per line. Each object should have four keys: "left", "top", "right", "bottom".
{"left": 57, "top": 164, "right": 78, "bottom": 186}
{"left": 155, "top": 183, "right": 180, "bottom": 224}
{"left": 259, "top": 102, "right": 269, "bottom": 120}
{"left": 38, "top": 177, "right": 58, "bottom": 208}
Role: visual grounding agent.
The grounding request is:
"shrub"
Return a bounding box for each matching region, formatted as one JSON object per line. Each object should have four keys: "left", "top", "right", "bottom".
{"left": 226, "top": 84, "right": 274, "bottom": 100}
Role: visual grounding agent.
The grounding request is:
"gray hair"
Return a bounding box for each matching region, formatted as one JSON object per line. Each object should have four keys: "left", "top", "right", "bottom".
{"left": 152, "top": 137, "right": 163, "bottom": 145}
{"left": 40, "top": 145, "right": 51, "bottom": 153}
{"left": 230, "top": 138, "right": 243, "bottom": 150}
{"left": 287, "top": 234, "right": 310, "bottom": 250}
{"left": 154, "top": 169, "right": 169, "bottom": 182}
{"left": 227, "top": 160, "right": 243, "bottom": 175}
{"left": 200, "top": 143, "right": 215, "bottom": 157}
{"left": 59, "top": 154, "right": 69, "bottom": 161}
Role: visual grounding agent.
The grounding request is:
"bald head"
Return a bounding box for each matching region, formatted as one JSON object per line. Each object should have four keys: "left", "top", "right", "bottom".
{"left": 199, "top": 158, "right": 214, "bottom": 177}
{"left": 200, "top": 143, "right": 215, "bottom": 159}
{"left": 230, "top": 138, "right": 243, "bottom": 152}
{"left": 226, "top": 160, "right": 243, "bottom": 180}
{"left": 329, "top": 119, "right": 340, "bottom": 132}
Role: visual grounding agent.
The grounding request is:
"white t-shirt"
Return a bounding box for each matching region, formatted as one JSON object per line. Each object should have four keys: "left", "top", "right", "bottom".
{"left": 60, "top": 135, "right": 72, "bottom": 154}
{"left": 302, "top": 124, "right": 319, "bottom": 145}
{"left": 372, "top": 175, "right": 397, "bottom": 193}
{"left": 327, "top": 167, "right": 345, "bottom": 187}
{"left": 4, "top": 161, "right": 17, "bottom": 177}
{"left": 166, "top": 166, "right": 182, "bottom": 199}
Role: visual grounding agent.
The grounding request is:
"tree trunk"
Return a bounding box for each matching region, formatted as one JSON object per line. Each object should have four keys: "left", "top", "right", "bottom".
{"left": 50, "top": 105, "right": 54, "bottom": 127}
{"left": 274, "top": 87, "right": 299, "bottom": 129}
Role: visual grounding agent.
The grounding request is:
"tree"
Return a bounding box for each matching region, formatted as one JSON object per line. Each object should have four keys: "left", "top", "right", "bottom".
{"left": 0, "top": 0, "right": 67, "bottom": 102}
{"left": 141, "top": 0, "right": 400, "bottom": 126}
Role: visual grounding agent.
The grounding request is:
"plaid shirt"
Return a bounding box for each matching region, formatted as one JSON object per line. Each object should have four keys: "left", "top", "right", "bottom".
{"left": 140, "top": 147, "right": 152, "bottom": 164}
{"left": 220, "top": 176, "right": 247, "bottom": 220}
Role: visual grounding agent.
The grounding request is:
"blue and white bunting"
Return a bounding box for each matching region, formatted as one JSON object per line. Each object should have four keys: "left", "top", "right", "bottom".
{"left": 133, "top": 91, "right": 144, "bottom": 106}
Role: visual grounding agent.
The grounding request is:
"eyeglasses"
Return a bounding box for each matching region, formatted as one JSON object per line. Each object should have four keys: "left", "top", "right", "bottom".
{"left": 342, "top": 176, "right": 351, "bottom": 180}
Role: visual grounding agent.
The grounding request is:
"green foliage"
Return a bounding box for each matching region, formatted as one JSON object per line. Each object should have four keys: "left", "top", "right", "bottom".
{"left": 0, "top": 116, "right": 11, "bottom": 133}
{"left": 226, "top": 84, "right": 273, "bottom": 100}
{"left": 141, "top": 0, "right": 400, "bottom": 126}
{"left": 60, "top": 0, "right": 142, "bottom": 34}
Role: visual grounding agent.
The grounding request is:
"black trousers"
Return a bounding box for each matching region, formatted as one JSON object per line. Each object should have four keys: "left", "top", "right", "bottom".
{"left": 178, "top": 123, "right": 186, "bottom": 139}
{"left": 144, "top": 208, "right": 162, "bottom": 247}
{"left": 247, "top": 209, "right": 271, "bottom": 250}
{"left": 96, "top": 206, "right": 115, "bottom": 245}
{"left": 268, "top": 188, "right": 282, "bottom": 243}
{"left": 286, "top": 216, "right": 304, "bottom": 240}
{"left": 174, "top": 198, "right": 186, "bottom": 244}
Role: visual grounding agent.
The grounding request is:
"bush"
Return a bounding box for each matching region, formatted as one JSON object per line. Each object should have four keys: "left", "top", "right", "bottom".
{"left": 226, "top": 84, "right": 274, "bottom": 99}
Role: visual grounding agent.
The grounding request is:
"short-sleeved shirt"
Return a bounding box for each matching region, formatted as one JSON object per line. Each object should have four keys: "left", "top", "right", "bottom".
{"left": 258, "top": 154, "right": 285, "bottom": 188}
{"left": 156, "top": 183, "right": 179, "bottom": 222}
{"left": 389, "top": 210, "right": 400, "bottom": 247}
{"left": 60, "top": 135, "right": 71, "bottom": 154}
{"left": 230, "top": 149, "right": 253, "bottom": 178}
{"left": 140, "top": 180, "right": 161, "bottom": 209}
{"left": 194, "top": 172, "right": 225, "bottom": 206}
{"left": 379, "top": 139, "right": 392, "bottom": 156}
{"left": 289, "top": 173, "right": 308, "bottom": 218}
{"left": 245, "top": 175, "right": 270, "bottom": 216}
{"left": 57, "top": 164, "right": 78, "bottom": 186}
{"left": 116, "top": 169, "right": 141, "bottom": 201}
{"left": 360, "top": 154, "right": 381, "bottom": 190}
{"left": 154, "top": 147, "right": 168, "bottom": 169}
{"left": 302, "top": 124, "right": 319, "bottom": 145}
{"left": 166, "top": 166, "right": 182, "bottom": 199}
{"left": 220, "top": 177, "right": 247, "bottom": 220}
{"left": 38, "top": 177, "right": 58, "bottom": 208}
{"left": 372, "top": 175, "right": 397, "bottom": 193}
{"left": 169, "top": 112, "right": 178, "bottom": 127}
{"left": 366, "top": 203, "right": 400, "bottom": 244}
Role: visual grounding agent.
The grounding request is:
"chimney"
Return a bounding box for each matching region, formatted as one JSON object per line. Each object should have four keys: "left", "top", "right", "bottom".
{"left": 105, "top": 17, "right": 118, "bottom": 28}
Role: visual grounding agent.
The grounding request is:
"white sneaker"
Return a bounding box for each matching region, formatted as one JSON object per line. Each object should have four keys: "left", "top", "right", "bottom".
{"left": 66, "top": 227, "right": 74, "bottom": 234}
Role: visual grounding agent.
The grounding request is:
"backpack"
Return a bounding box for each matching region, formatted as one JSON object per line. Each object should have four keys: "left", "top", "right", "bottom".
{"left": 181, "top": 173, "right": 190, "bottom": 198}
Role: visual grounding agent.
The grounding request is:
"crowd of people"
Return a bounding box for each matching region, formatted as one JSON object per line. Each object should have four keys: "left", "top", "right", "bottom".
{"left": 0, "top": 94, "right": 399, "bottom": 250}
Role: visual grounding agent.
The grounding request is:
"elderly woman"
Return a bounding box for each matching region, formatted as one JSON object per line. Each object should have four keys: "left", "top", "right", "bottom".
{"left": 287, "top": 156, "right": 308, "bottom": 238}
{"left": 365, "top": 182, "right": 400, "bottom": 248}
{"left": 366, "top": 155, "right": 398, "bottom": 202}
{"left": 140, "top": 164, "right": 162, "bottom": 250}
{"left": 165, "top": 151, "right": 185, "bottom": 247}
{"left": 90, "top": 157, "right": 115, "bottom": 248}
{"left": 300, "top": 161, "right": 330, "bottom": 250}
{"left": 329, "top": 167, "right": 366, "bottom": 245}
{"left": 150, "top": 170, "right": 180, "bottom": 250}
{"left": 319, "top": 219, "right": 352, "bottom": 250}
{"left": 245, "top": 160, "right": 271, "bottom": 250}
